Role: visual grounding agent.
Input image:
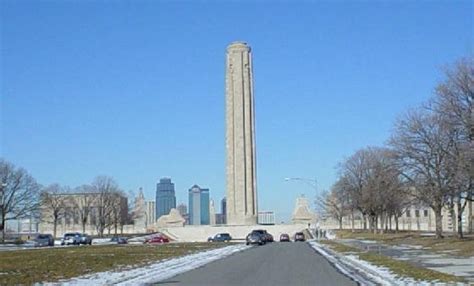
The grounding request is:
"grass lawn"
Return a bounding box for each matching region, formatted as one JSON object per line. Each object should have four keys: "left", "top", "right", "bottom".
{"left": 0, "top": 242, "right": 227, "bottom": 285}
{"left": 320, "top": 240, "right": 465, "bottom": 283}
{"left": 334, "top": 230, "right": 474, "bottom": 257}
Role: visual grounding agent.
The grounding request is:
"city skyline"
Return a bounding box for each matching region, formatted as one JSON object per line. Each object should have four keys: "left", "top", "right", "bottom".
{"left": 1, "top": 1, "right": 471, "bottom": 222}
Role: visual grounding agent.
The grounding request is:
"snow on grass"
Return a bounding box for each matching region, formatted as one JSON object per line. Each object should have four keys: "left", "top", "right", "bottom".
{"left": 47, "top": 244, "right": 250, "bottom": 285}
{"left": 309, "top": 241, "right": 452, "bottom": 286}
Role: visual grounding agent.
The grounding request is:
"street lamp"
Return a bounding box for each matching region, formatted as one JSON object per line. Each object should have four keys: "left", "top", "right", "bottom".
{"left": 284, "top": 177, "right": 318, "bottom": 193}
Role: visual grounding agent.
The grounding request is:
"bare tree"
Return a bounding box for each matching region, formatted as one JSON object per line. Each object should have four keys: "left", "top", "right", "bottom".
{"left": 0, "top": 159, "right": 40, "bottom": 242}
{"left": 322, "top": 180, "right": 349, "bottom": 229}
{"left": 337, "top": 147, "right": 410, "bottom": 234}
{"left": 71, "top": 184, "right": 96, "bottom": 234}
{"left": 91, "top": 176, "right": 124, "bottom": 237}
{"left": 433, "top": 57, "right": 473, "bottom": 237}
{"left": 390, "top": 109, "right": 458, "bottom": 239}
{"left": 40, "top": 184, "right": 69, "bottom": 238}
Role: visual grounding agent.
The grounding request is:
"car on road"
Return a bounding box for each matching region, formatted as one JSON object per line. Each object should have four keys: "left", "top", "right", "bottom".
{"left": 246, "top": 232, "right": 265, "bottom": 245}
{"left": 208, "top": 233, "right": 232, "bottom": 242}
{"left": 110, "top": 237, "right": 128, "bottom": 244}
{"left": 279, "top": 233, "right": 290, "bottom": 242}
{"left": 30, "top": 234, "right": 54, "bottom": 247}
{"left": 249, "top": 229, "right": 270, "bottom": 244}
{"left": 61, "top": 232, "right": 82, "bottom": 245}
{"left": 79, "top": 233, "right": 93, "bottom": 245}
{"left": 146, "top": 234, "right": 170, "bottom": 244}
{"left": 294, "top": 232, "right": 305, "bottom": 242}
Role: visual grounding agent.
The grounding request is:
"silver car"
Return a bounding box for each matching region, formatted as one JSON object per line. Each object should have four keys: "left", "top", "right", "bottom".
{"left": 30, "top": 234, "right": 54, "bottom": 247}
{"left": 61, "top": 232, "right": 81, "bottom": 245}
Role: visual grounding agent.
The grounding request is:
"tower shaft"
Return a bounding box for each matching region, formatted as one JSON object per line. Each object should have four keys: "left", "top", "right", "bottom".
{"left": 225, "top": 42, "right": 257, "bottom": 225}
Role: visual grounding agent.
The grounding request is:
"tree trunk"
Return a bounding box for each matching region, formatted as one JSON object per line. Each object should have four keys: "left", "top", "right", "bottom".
{"left": 395, "top": 215, "right": 399, "bottom": 232}
{"left": 456, "top": 195, "right": 467, "bottom": 239}
{"left": 351, "top": 211, "right": 355, "bottom": 232}
{"left": 338, "top": 217, "right": 343, "bottom": 230}
{"left": 469, "top": 192, "right": 473, "bottom": 234}
{"left": 1, "top": 215, "right": 6, "bottom": 242}
{"left": 448, "top": 200, "right": 456, "bottom": 234}
{"left": 363, "top": 214, "right": 367, "bottom": 230}
{"left": 434, "top": 205, "right": 444, "bottom": 239}
{"left": 380, "top": 213, "right": 385, "bottom": 234}
{"left": 53, "top": 220, "right": 57, "bottom": 239}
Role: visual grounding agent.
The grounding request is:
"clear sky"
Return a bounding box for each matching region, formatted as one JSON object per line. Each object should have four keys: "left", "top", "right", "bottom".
{"left": 1, "top": 1, "right": 472, "bottom": 222}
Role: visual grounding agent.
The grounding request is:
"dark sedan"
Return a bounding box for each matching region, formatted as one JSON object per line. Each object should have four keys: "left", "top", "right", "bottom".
{"left": 279, "top": 233, "right": 290, "bottom": 242}
{"left": 295, "top": 232, "right": 305, "bottom": 242}
{"left": 246, "top": 232, "right": 265, "bottom": 245}
{"left": 208, "top": 233, "right": 232, "bottom": 242}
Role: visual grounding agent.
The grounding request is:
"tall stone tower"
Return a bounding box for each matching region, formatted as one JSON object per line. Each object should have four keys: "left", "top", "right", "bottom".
{"left": 225, "top": 41, "right": 258, "bottom": 225}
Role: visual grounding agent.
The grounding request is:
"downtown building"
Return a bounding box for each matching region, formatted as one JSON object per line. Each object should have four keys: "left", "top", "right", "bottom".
{"left": 188, "top": 185, "right": 210, "bottom": 225}
{"left": 216, "top": 197, "right": 227, "bottom": 225}
{"left": 155, "top": 178, "right": 176, "bottom": 220}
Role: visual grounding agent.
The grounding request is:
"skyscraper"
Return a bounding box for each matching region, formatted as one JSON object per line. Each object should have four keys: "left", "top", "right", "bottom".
{"left": 155, "top": 178, "right": 176, "bottom": 219}
{"left": 188, "top": 185, "right": 210, "bottom": 225}
{"left": 226, "top": 41, "right": 258, "bottom": 225}
{"left": 221, "top": 197, "right": 227, "bottom": 224}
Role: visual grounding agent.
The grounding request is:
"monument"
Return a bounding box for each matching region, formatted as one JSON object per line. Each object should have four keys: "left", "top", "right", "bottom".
{"left": 291, "top": 195, "right": 317, "bottom": 225}
{"left": 225, "top": 41, "right": 258, "bottom": 225}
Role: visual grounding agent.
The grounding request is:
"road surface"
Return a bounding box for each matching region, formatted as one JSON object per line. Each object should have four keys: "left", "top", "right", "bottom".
{"left": 157, "top": 242, "right": 358, "bottom": 286}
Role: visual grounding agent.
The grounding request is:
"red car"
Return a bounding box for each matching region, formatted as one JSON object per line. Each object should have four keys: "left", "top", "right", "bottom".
{"left": 146, "top": 235, "right": 170, "bottom": 244}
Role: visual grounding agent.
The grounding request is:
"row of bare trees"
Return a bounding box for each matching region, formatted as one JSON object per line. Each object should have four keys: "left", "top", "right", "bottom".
{"left": 321, "top": 57, "right": 473, "bottom": 239}
{"left": 41, "top": 176, "right": 130, "bottom": 238}
{"left": 0, "top": 158, "right": 132, "bottom": 241}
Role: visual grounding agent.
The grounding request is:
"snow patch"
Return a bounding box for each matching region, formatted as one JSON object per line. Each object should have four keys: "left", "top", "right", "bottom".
{"left": 44, "top": 244, "right": 251, "bottom": 285}
{"left": 309, "top": 241, "right": 449, "bottom": 286}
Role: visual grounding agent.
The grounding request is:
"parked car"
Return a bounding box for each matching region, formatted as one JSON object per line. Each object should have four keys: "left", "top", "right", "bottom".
{"left": 294, "top": 232, "right": 305, "bottom": 242}
{"left": 110, "top": 237, "right": 128, "bottom": 244}
{"left": 30, "top": 234, "right": 54, "bottom": 247}
{"left": 61, "top": 232, "right": 81, "bottom": 245}
{"left": 208, "top": 233, "right": 232, "bottom": 242}
{"left": 279, "top": 233, "right": 290, "bottom": 242}
{"left": 79, "top": 233, "right": 92, "bottom": 245}
{"left": 246, "top": 232, "right": 265, "bottom": 245}
{"left": 146, "top": 234, "right": 170, "bottom": 244}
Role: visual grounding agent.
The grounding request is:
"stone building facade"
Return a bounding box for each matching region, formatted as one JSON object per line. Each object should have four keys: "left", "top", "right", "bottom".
{"left": 320, "top": 200, "right": 474, "bottom": 234}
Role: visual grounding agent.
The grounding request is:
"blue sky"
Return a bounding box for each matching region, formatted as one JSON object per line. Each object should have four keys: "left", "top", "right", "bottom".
{"left": 1, "top": 1, "right": 472, "bottom": 222}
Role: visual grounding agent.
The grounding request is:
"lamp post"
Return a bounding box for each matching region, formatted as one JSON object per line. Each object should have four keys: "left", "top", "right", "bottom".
{"left": 284, "top": 177, "right": 318, "bottom": 192}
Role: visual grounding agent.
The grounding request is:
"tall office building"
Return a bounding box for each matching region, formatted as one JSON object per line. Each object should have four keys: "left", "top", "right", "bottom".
{"left": 155, "top": 178, "right": 176, "bottom": 219}
{"left": 221, "top": 197, "right": 227, "bottom": 224}
{"left": 188, "top": 185, "right": 210, "bottom": 225}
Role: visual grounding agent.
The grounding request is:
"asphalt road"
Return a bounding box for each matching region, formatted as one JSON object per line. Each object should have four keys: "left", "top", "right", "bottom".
{"left": 156, "top": 242, "right": 358, "bottom": 286}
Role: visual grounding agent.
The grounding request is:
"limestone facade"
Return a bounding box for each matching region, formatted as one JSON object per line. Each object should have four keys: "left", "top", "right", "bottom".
{"left": 226, "top": 41, "right": 258, "bottom": 225}
{"left": 320, "top": 200, "right": 474, "bottom": 233}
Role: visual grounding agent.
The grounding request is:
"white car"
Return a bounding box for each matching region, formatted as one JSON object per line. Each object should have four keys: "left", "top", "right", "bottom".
{"left": 61, "top": 232, "right": 81, "bottom": 245}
